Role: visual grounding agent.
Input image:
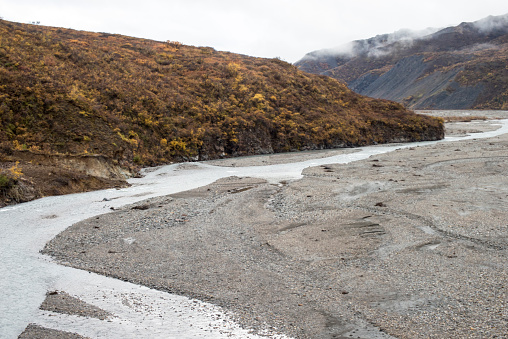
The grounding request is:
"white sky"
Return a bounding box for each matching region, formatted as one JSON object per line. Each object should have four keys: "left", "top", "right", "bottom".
{"left": 1, "top": 0, "right": 507, "bottom": 63}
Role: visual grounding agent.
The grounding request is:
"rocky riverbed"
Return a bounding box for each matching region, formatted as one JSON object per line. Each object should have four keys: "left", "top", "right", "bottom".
{"left": 40, "top": 116, "right": 508, "bottom": 339}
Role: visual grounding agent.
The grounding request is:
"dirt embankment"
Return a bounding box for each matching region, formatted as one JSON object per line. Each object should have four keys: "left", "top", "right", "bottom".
{"left": 0, "top": 151, "right": 133, "bottom": 207}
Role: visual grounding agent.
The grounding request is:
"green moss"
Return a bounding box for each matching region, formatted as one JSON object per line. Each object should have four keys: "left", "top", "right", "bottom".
{"left": 0, "top": 174, "right": 12, "bottom": 190}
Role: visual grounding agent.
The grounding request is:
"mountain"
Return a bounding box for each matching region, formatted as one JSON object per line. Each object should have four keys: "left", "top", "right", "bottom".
{"left": 296, "top": 14, "right": 508, "bottom": 109}
{"left": 0, "top": 20, "right": 443, "bottom": 205}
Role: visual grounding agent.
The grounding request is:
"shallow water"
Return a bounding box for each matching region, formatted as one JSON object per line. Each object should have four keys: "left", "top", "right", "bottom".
{"left": 1, "top": 119, "right": 507, "bottom": 338}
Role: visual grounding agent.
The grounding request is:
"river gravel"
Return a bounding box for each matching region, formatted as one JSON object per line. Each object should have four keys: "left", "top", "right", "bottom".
{"left": 42, "top": 117, "right": 508, "bottom": 338}
{"left": 2, "top": 113, "right": 508, "bottom": 338}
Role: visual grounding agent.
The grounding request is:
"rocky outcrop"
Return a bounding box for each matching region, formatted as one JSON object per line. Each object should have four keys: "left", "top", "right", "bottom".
{"left": 348, "top": 55, "right": 485, "bottom": 109}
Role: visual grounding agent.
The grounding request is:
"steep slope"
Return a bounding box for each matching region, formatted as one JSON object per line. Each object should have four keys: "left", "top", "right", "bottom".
{"left": 296, "top": 14, "right": 508, "bottom": 109}
{"left": 0, "top": 20, "right": 443, "bottom": 205}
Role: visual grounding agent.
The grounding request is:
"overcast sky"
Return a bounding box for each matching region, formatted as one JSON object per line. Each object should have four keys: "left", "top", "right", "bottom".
{"left": 1, "top": 0, "right": 507, "bottom": 63}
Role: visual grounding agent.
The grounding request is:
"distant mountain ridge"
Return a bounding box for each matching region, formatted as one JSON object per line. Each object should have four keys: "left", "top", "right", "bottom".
{"left": 296, "top": 14, "right": 508, "bottom": 109}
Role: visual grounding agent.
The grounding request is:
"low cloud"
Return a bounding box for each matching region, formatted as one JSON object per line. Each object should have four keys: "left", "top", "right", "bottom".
{"left": 301, "top": 27, "right": 440, "bottom": 61}
{"left": 472, "top": 13, "right": 508, "bottom": 33}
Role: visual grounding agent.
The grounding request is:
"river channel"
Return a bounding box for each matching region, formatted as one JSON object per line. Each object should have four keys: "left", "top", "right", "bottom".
{"left": 1, "top": 117, "right": 507, "bottom": 338}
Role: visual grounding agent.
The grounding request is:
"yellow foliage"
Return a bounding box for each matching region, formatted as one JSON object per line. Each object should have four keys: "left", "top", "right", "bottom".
{"left": 12, "top": 140, "right": 27, "bottom": 151}
{"left": 0, "top": 19, "right": 444, "bottom": 166}
{"left": 9, "top": 161, "right": 23, "bottom": 180}
{"left": 252, "top": 93, "right": 265, "bottom": 101}
{"left": 168, "top": 139, "right": 188, "bottom": 156}
{"left": 226, "top": 63, "right": 240, "bottom": 77}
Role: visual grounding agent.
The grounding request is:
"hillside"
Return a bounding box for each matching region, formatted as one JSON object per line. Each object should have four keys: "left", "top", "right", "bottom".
{"left": 0, "top": 20, "right": 443, "bottom": 205}
{"left": 296, "top": 14, "right": 508, "bottom": 109}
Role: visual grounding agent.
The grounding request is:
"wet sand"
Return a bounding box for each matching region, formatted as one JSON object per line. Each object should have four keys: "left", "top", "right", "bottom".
{"left": 41, "top": 117, "right": 508, "bottom": 338}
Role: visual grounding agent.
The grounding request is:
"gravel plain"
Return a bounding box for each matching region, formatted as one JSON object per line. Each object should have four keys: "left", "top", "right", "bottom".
{"left": 40, "top": 115, "right": 508, "bottom": 339}
{"left": 18, "top": 324, "right": 90, "bottom": 339}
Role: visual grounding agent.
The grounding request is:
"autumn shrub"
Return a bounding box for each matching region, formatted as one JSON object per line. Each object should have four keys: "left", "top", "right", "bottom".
{"left": 0, "top": 173, "right": 12, "bottom": 190}
{"left": 9, "top": 161, "right": 23, "bottom": 180}
{"left": 0, "top": 19, "right": 444, "bottom": 168}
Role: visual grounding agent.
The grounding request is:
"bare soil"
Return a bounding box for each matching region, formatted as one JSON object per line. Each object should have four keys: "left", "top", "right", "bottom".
{"left": 0, "top": 152, "right": 130, "bottom": 207}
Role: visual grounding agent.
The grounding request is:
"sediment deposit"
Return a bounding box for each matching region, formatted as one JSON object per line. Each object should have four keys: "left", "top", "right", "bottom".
{"left": 43, "top": 119, "right": 508, "bottom": 338}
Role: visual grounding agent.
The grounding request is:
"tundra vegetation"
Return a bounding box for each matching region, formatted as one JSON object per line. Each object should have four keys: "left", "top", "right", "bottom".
{"left": 0, "top": 20, "right": 443, "bottom": 205}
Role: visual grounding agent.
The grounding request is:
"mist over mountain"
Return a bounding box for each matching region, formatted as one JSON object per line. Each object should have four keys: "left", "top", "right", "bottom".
{"left": 296, "top": 13, "right": 508, "bottom": 109}
{"left": 303, "top": 27, "right": 440, "bottom": 61}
